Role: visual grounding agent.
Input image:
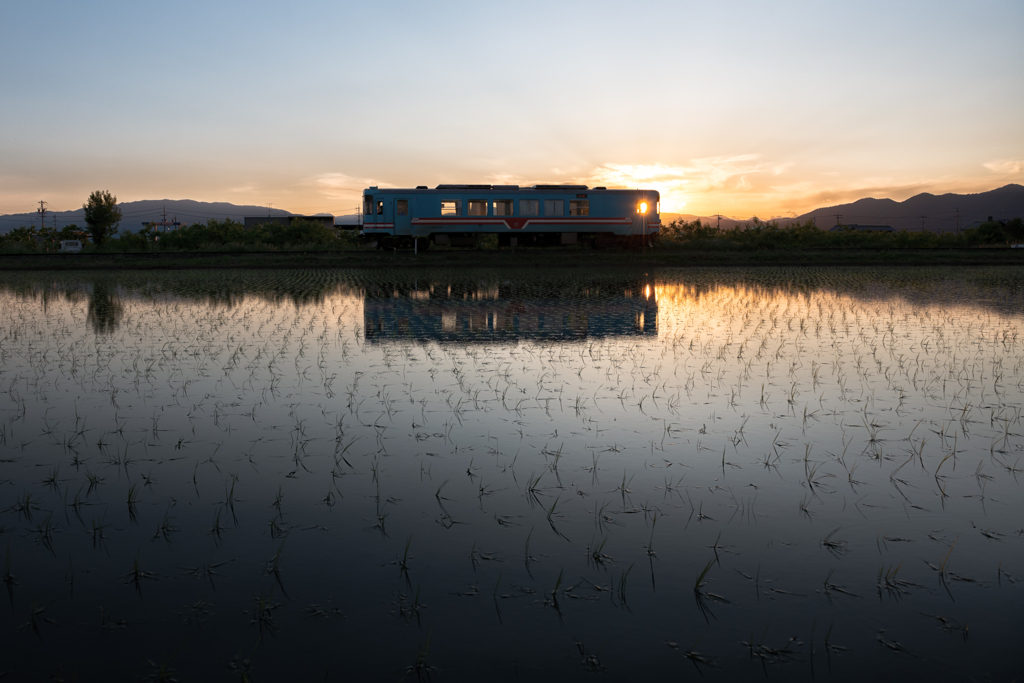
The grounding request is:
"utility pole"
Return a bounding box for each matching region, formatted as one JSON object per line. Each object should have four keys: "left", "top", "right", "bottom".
{"left": 714, "top": 214, "right": 722, "bottom": 230}
{"left": 37, "top": 200, "right": 48, "bottom": 232}
{"left": 834, "top": 213, "right": 843, "bottom": 227}
{"left": 955, "top": 208, "right": 959, "bottom": 236}
{"left": 920, "top": 215, "right": 926, "bottom": 232}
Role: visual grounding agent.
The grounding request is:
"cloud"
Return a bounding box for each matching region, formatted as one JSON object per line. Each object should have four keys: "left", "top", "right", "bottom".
{"left": 571, "top": 156, "right": 776, "bottom": 213}
{"left": 314, "top": 173, "right": 386, "bottom": 200}
{"left": 983, "top": 159, "right": 1024, "bottom": 175}
{"left": 794, "top": 182, "right": 936, "bottom": 210}
{"left": 486, "top": 173, "right": 523, "bottom": 185}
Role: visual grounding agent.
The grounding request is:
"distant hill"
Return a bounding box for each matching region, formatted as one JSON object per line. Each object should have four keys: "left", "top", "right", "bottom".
{"left": 661, "top": 185, "right": 1024, "bottom": 233}
{"left": 660, "top": 213, "right": 751, "bottom": 231}
{"left": 0, "top": 199, "right": 297, "bottom": 234}
{"left": 791, "top": 184, "right": 1024, "bottom": 233}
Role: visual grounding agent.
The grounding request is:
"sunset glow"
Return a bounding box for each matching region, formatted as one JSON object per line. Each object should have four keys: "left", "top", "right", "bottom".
{"left": 1, "top": 1, "right": 1021, "bottom": 220}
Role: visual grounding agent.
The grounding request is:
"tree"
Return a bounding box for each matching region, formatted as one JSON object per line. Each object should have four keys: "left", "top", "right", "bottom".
{"left": 83, "top": 190, "right": 122, "bottom": 246}
{"left": 1005, "top": 217, "right": 1024, "bottom": 245}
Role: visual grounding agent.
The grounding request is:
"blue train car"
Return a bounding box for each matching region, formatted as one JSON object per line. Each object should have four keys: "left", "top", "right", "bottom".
{"left": 361, "top": 185, "right": 660, "bottom": 249}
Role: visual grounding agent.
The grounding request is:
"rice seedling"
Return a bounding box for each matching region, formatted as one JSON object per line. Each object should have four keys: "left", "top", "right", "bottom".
{"left": 398, "top": 536, "right": 413, "bottom": 584}
{"left": 400, "top": 631, "right": 436, "bottom": 681}
{"left": 524, "top": 527, "right": 537, "bottom": 577}
{"left": 250, "top": 588, "right": 281, "bottom": 640}
{"left": 612, "top": 562, "right": 633, "bottom": 609}
{"left": 820, "top": 527, "right": 848, "bottom": 556}
{"left": 0, "top": 267, "right": 1021, "bottom": 679}
{"left": 20, "top": 602, "right": 54, "bottom": 641}
{"left": 3, "top": 543, "right": 17, "bottom": 606}
{"left": 123, "top": 551, "right": 155, "bottom": 595}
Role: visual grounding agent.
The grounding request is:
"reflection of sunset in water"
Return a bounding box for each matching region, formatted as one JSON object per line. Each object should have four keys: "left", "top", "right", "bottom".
{"left": 0, "top": 267, "right": 1022, "bottom": 680}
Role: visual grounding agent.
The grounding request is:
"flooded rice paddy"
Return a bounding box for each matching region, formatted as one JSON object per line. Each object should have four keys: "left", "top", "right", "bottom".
{"left": 0, "top": 266, "right": 1022, "bottom": 681}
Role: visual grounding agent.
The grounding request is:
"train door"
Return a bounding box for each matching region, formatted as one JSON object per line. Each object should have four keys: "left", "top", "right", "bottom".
{"left": 395, "top": 199, "right": 411, "bottom": 235}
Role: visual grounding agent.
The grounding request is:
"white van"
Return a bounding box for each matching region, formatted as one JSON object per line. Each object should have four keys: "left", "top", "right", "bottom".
{"left": 58, "top": 240, "right": 83, "bottom": 253}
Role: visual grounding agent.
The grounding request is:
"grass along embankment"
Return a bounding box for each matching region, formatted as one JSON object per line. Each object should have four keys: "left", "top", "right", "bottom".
{"left": 2, "top": 215, "right": 1021, "bottom": 269}
{"left": 0, "top": 246, "right": 1022, "bottom": 270}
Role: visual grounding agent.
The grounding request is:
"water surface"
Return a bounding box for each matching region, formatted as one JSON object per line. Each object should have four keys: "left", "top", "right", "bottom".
{"left": 1, "top": 266, "right": 1022, "bottom": 680}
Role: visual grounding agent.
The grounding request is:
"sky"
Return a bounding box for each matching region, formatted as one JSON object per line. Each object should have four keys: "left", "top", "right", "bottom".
{"left": 1, "top": 0, "right": 1022, "bottom": 219}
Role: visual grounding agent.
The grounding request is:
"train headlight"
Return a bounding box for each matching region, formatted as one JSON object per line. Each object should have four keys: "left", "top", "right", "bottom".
{"left": 638, "top": 202, "right": 648, "bottom": 214}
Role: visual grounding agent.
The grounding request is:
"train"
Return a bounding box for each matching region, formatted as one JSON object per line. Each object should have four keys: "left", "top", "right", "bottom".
{"left": 360, "top": 184, "right": 660, "bottom": 249}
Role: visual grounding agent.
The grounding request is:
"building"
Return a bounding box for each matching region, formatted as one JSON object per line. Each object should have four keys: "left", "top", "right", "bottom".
{"left": 828, "top": 224, "right": 895, "bottom": 232}
{"left": 243, "top": 215, "right": 334, "bottom": 230}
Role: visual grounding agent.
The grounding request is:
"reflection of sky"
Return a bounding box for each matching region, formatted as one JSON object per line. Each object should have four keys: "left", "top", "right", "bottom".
{"left": 2, "top": 2, "right": 1022, "bottom": 218}
{"left": 1, "top": 268, "right": 1023, "bottom": 678}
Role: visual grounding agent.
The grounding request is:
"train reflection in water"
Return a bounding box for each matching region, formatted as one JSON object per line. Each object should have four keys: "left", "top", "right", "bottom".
{"left": 363, "top": 277, "right": 658, "bottom": 343}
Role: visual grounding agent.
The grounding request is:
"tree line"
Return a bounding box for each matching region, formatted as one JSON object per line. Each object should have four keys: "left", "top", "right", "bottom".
{"left": 0, "top": 191, "right": 356, "bottom": 252}
{"left": 1, "top": 190, "right": 1022, "bottom": 252}
{"left": 659, "top": 216, "right": 1024, "bottom": 249}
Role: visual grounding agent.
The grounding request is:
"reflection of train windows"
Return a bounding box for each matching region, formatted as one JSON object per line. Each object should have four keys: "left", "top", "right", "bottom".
{"left": 520, "top": 200, "right": 539, "bottom": 216}
{"left": 361, "top": 277, "right": 659, "bottom": 343}
{"left": 441, "top": 200, "right": 461, "bottom": 216}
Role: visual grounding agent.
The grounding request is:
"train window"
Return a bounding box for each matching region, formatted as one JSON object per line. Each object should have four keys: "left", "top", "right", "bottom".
{"left": 376, "top": 201, "right": 384, "bottom": 215}
{"left": 363, "top": 196, "right": 373, "bottom": 215}
{"left": 396, "top": 200, "right": 408, "bottom": 216}
{"left": 519, "top": 200, "right": 539, "bottom": 216}
{"left": 468, "top": 200, "right": 488, "bottom": 216}
{"left": 441, "top": 200, "right": 461, "bottom": 216}
{"left": 569, "top": 200, "right": 589, "bottom": 216}
{"left": 492, "top": 200, "right": 513, "bottom": 216}
{"left": 657, "top": 201, "right": 660, "bottom": 214}
{"left": 544, "top": 199, "right": 564, "bottom": 216}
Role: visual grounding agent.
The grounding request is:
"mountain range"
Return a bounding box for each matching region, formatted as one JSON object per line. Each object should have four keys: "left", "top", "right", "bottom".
{"left": 2, "top": 185, "right": 1022, "bottom": 235}
{"left": 663, "top": 184, "right": 1023, "bottom": 233}
{"left": 0, "top": 199, "right": 299, "bottom": 233}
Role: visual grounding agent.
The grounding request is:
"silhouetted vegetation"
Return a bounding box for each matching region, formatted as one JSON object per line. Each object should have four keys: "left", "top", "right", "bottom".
{"left": 1, "top": 213, "right": 1020, "bottom": 256}
{"left": 659, "top": 217, "right": 1024, "bottom": 249}
{"left": 0, "top": 217, "right": 359, "bottom": 253}
{"left": 114, "top": 217, "right": 358, "bottom": 252}
{"left": 83, "top": 190, "right": 122, "bottom": 246}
